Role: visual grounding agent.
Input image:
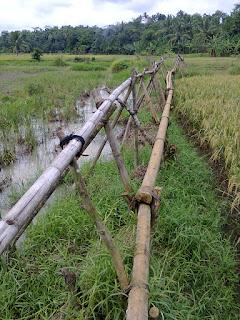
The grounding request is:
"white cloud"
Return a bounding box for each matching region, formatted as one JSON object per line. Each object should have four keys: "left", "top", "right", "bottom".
{"left": 0, "top": 0, "right": 237, "bottom": 32}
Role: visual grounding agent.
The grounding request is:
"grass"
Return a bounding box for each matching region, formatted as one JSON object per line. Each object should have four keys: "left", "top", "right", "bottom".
{"left": 0, "top": 54, "right": 239, "bottom": 319}
{"left": 1, "top": 115, "right": 239, "bottom": 319}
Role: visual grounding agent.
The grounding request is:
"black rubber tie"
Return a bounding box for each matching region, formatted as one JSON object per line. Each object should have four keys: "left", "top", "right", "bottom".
{"left": 60, "top": 134, "right": 85, "bottom": 156}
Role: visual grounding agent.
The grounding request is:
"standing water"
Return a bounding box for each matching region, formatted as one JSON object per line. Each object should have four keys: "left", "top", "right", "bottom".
{"left": 0, "top": 92, "right": 120, "bottom": 217}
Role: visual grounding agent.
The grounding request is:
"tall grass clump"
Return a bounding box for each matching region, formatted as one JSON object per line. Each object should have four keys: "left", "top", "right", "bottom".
{"left": 110, "top": 60, "right": 131, "bottom": 73}
{"left": 52, "top": 57, "right": 68, "bottom": 66}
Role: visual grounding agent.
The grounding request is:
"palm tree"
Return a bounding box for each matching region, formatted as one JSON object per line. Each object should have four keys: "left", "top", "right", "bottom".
{"left": 10, "top": 31, "right": 25, "bottom": 55}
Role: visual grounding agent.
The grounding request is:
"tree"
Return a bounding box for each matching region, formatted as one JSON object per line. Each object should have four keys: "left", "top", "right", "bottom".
{"left": 31, "top": 47, "right": 43, "bottom": 61}
{"left": 10, "top": 31, "right": 25, "bottom": 55}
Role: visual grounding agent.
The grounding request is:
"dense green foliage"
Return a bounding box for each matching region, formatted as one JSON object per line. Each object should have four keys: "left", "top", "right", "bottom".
{"left": 1, "top": 4, "right": 240, "bottom": 56}
{"left": 31, "top": 47, "right": 43, "bottom": 61}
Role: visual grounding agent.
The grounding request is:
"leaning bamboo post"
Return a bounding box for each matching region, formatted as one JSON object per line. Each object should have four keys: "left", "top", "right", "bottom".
{"left": 0, "top": 78, "right": 132, "bottom": 256}
{"left": 154, "top": 73, "right": 165, "bottom": 110}
{"left": 92, "top": 90, "right": 133, "bottom": 195}
{"left": 131, "top": 70, "right": 139, "bottom": 168}
{"left": 121, "top": 65, "right": 161, "bottom": 148}
{"left": 121, "top": 116, "right": 132, "bottom": 147}
{"left": 126, "top": 70, "right": 174, "bottom": 320}
{"left": 89, "top": 79, "right": 136, "bottom": 174}
{"left": 69, "top": 157, "right": 128, "bottom": 290}
{"left": 141, "top": 81, "right": 160, "bottom": 125}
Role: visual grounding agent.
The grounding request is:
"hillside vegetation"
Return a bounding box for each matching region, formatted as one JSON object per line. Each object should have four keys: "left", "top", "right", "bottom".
{"left": 1, "top": 3, "right": 240, "bottom": 56}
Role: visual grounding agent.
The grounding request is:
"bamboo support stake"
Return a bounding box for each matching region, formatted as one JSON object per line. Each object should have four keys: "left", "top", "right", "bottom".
{"left": 0, "top": 77, "right": 131, "bottom": 256}
{"left": 154, "top": 73, "right": 165, "bottom": 110}
{"left": 131, "top": 70, "right": 139, "bottom": 168}
{"left": 89, "top": 79, "right": 136, "bottom": 174}
{"left": 126, "top": 70, "right": 175, "bottom": 320}
{"left": 121, "top": 68, "right": 160, "bottom": 148}
{"left": 141, "top": 81, "right": 160, "bottom": 125}
{"left": 121, "top": 116, "right": 133, "bottom": 147}
{"left": 69, "top": 157, "right": 128, "bottom": 290}
{"left": 92, "top": 90, "right": 133, "bottom": 195}
{"left": 150, "top": 186, "right": 162, "bottom": 230}
{"left": 105, "top": 122, "right": 133, "bottom": 194}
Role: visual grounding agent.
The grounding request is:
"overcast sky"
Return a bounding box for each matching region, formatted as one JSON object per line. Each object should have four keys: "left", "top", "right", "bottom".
{"left": 0, "top": 0, "right": 237, "bottom": 33}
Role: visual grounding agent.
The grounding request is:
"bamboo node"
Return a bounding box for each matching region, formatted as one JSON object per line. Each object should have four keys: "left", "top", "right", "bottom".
{"left": 130, "top": 281, "right": 150, "bottom": 292}
{"left": 149, "top": 306, "right": 160, "bottom": 319}
{"left": 135, "top": 186, "right": 153, "bottom": 204}
{"left": 6, "top": 219, "right": 15, "bottom": 225}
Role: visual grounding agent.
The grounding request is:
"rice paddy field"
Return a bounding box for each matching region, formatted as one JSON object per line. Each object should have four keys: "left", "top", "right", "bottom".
{"left": 174, "top": 56, "right": 240, "bottom": 209}
{"left": 0, "top": 53, "right": 240, "bottom": 319}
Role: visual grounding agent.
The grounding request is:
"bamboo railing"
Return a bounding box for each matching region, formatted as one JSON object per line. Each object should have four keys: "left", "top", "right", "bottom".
{"left": 0, "top": 56, "right": 185, "bottom": 319}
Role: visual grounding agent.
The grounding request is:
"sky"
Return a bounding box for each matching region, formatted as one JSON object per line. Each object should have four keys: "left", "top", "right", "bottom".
{"left": 0, "top": 0, "right": 237, "bottom": 33}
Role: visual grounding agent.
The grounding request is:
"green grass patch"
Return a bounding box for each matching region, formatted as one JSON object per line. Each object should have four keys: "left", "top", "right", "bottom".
{"left": 0, "top": 112, "right": 239, "bottom": 319}
{"left": 70, "top": 63, "right": 106, "bottom": 71}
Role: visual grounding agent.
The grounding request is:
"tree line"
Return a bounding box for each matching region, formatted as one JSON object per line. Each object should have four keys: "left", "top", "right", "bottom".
{"left": 1, "top": 3, "right": 240, "bottom": 56}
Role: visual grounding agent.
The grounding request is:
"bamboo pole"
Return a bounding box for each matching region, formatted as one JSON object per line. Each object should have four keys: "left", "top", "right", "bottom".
{"left": 132, "top": 70, "right": 139, "bottom": 168}
{"left": 89, "top": 79, "right": 136, "bottom": 174}
{"left": 121, "top": 66, "right": 160, "bottom": 148}
{"left": 69, "top": 157, "right": 128, "bottom": 290}
{"left": 141, "top": 81, "right": 160, "bottom": 125}
{"left": 92, "top": 90, "right": 133, "bottom": 195}
{"left": 126, "top": 70, "right": 174, "bottom": 320}
{"left": 0, "top": 78, "right": 132, "bottom": 255}
{"left": 135, "top": 71, "right": 173, "bottom": 204}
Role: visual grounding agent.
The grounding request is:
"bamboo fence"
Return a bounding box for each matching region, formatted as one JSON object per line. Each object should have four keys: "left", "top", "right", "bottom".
{"left": 0, "top": 56, "right": 185, "bottom": 319}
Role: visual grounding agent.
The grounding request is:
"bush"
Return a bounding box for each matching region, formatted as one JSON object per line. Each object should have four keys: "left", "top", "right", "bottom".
{"left": 52, "top": 57, "right": 68, "bottom": 66}
{"left": 110, "top": 60, "right": 130, "bottom": 73}
{"left": 31, "top": 47, "right": 43, "bottom": 61}
{"left": 74, "top": 57, "right": 90, "bottom": 63}
{"left": 26, "top": 83, "right": 44, "bottom": 95}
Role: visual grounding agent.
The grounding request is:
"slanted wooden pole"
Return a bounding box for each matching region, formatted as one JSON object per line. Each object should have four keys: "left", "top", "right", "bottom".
{"left": 141, "top": 81, "right": 160, "bottom": 125}
{"left": 92, "top": 89, "right": 134, "bottom": 195}
{"left": 154, "top": 73, "right": 165, "bottom": 111}
{"left": 70, "top": 157, "right": 128, "bottom": 290}
{"left": 121, "top": 67, "right": 160, "bottom": 148}
{"left": 89, "top": 80, "right": 136, "bottom": 174}
{"left": 131, "top": 70, "right": 139, "bottom": 168}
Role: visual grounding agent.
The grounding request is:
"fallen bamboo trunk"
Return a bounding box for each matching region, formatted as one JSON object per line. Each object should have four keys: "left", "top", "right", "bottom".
{"left": 0, "top": 78, "right": 132, "bottom": 255}
{"left": 126, "top": 70, "right": 174, "bottom": 320}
